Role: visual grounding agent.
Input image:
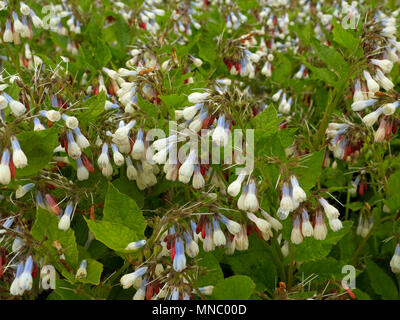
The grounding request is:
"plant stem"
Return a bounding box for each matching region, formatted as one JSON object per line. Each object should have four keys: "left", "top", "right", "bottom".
{"left": 264, "top": 238, "right": 287, "bottom": 283}
{"left": 287, "top": 243, "right": 295, "bottom": 289}
{"left": 313, "top": 78, "right": 349, "bottom": 150}
{"left": 345, "top": 188, "right": 351, "bottom": 220}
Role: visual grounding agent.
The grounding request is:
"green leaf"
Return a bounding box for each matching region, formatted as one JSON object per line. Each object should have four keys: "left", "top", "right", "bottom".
{"left": 366, "top": 260, "right": 398, "bottom": 300}
{"left": 255, "top": 132, "right": 286, "bottom": 161}
{"left": 79, "top": 92, "right": 107, "bottom": 127}
{"left": 212, "top": 275, "right": 256, "bottom": 300}
{"left": 16, "top": 127, "right": 59, "bottom": 177}
{"left": 306, "top": 64, "right": 339, "bottom": 87}
{"left": 103, "top": 183, "right": 146, "bottom": 237}
{"left": 112, "top": 176, "right": 144, "bottom": 208}
{"left": 353, "top": 288, "right": 371, "bottom": 300}
{"left": 339, "top": 231, "right": 358, "bottom": 261}
{"left": 292, "top": 22, "right": 314, "bottom": 46}
{"left": 137, "top": 94, "right": 158, "bottom": 118}
{"left": 310, "top": 38, "right": 349, "bottom": 75}
{"left": 386, "top": 171, "right": 400, "bottom": 211}
{"left": 50, "top": 33, "right": 68, "bottom": 49}
{"left": 388, "top": 170, "right": 400, "bottom": 197}
{"left": 293, "top": 221, "right": 353, "bottom": 262}
{"left": 345, "top": 201, "right": 364, "bottom": 211}
{"left": 271, "top": 54, "right": 292, "bottom": 84}
{"left": 332, "top": 19, "right": 361, "bottom": 54}
{"left": 279, "top": 128, "right": 297, "bottom": 149}
{"left": 292, "top": 149, "right": 326, "bottom": 192}
{"left": 159, "top": 94, "right": 187, "bottom": 110}
{"left": 31, "top": 208, "right": 79, "bottom": 275}
{"left": 298, "top": 257, "right": 347, "bottom": 281}
{"left": 85, "top": 219, "right": 140, "bottom": 252}
{"left": 254, "top": 107, "right": 285, "bottom": 160}
{"left": 254, "top": 106, "right": 280, "bottom": 134}
{"left": 92, "top": 39, "right": 112, "bottom": 68}
{"left": 77, "top": 258, "right": 103, "bottom": 285}
{"left": 196, "top": 251, "right": 224, "bottom": 287}
{"left": 222, "top": 234, "right": 277, "bottom": 291}
{"left": 47, "top": 280, "right": 92, "bottom": 300}
{"left": 237, "top": 0, "right": 258, "bottom": 10}
{"left": 198, "top": 39, "right": 216, "bottom": 64}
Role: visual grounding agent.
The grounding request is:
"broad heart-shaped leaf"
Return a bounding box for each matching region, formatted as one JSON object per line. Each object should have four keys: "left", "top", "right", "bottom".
{"left": 237, "top": 0, "right": 258, "bottom": 10}
{"left": 310, "top": 38, "right": 349, "bottom": 75}
{"left": 254, "top": 105, "right": 280, "bottom": 133}
{"left": 159, "top": 94, "right": 187, "bottom": 110}
{"left": 255, "top": 132, "right": 286, "bottom": 161}
{"left": 331, "top": 19, "right": 361, "bottom": 55}
{"left": 198, "top": 38, "right": 217, "bottom": 64}
{"left": 221, "top": 234, "right": 277, "bottom": 292}
{"left": 112, "top": 176, "right": 144, "bottom": 208}
{"left": 195, "top": 251, "right": 224, "bottom": 288}
{"left": 387, "top": 170, "right": 400, "bottom": 196}
{"left": 305, "top": 63, "right": 339, "bottom": 87}
{"left": 103, "top": 183, "right": 146, "bottom": 237}
{"left": 92, "top": 39, "right": 112, "bottom": 68}
{"left": 137, "top": 94, "right": 158, "bottom": 118}
{"left": 79, "top": 92, "right": 106, "bottom": 127}
{"left": 77, "top": 258, "right": 103, "bottom": 285}
{"left": 31, "top": 208, "right": 79, "bottom": 277}
{"left": 292, "top": 21, "right": 314, "bottom": 46}
{"left": 254, "top": 107, "right": 286, "bottom": 160}
{"left": 85, "top": 219, "right": 141, "bottom": 252}
{"left": 293, "top": 221, "right": 353, "bottom": 262}
{"left": 271, "top": 53, "right": 293, "bottom": 84}
{"left": 47, "top": 280, "right": 92, "bottom": 300}
{"left": 385, "top": 170, "right": 400, "bottom": 211}
{"left": 366, "top": 260, "right": 398, "bottom": 300}
{"left": 292, "top": 149, "right": 326, "bottom": 193}
{"left": 15, "top": 127, "right": 59, "bottom": 177}
{"left": 298, "top": 257, "right": 351, "bottom": 281}
{"left": 211, "top": 275, "right": 256, "bottom": 300}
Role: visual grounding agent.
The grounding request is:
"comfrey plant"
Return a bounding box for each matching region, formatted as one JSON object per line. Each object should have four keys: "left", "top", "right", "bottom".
{"left": 0, "top": 0, "right": 399, "bottom": 302}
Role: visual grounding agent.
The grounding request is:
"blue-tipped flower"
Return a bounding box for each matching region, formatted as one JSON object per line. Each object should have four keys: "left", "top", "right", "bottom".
{"left": 131, "top": 129, "right": 145, "bottom": 159}
{"left": 183, "top": 231, "right": 199, "bottom": 258}
{"left": 120, "top": 266, "right": 148, "bottom": 289}
{"left": 2, "top": 93, "right": 26, "bottom": 116}
{"left": 19, "top": 256, "right": 33, "bottom": 290}
{"left": 218, "top": 213, "right": 241, "bottom": 235}
{"left": 62, "top": 114, "right": 79, "bottom": 129}
{"left": 66, "top": 130, "right": 81, "bottom": 160}
{"left": 58, "top": 201, "right": 73, "bottom": 231}
{"left": 171, "top": 287, "right": 180, "bottom": 300}
{"left": 33, "top": 117, "right": 45, "bottom": 131}
{"left": 16, "top": 183, "right": 34, "bottom": 199}
{"left": 11, "top": 136, "right": 27, "bottom": 169}
{"left": 10, "top": 261, "right": 25, "bottom": 296}
{"left": 125, "top": 239, "right": 146, "bottom": 251}
{"left": 173, "top": 237, "right": 186, "bottom": 272}
{"left": 111, "top": 143, "right": 124, "bottom": 166}
{"left": 97, "top": 143, "right": 110, "bottom": 169}
{"left": 3, "top": 20, "right": 13, "bottom": 42}
{"left": 0, "top": 217, "right": 15, "bottom": 235}
{"left": 0, "top": 149, "right": 11, "bottom": 185}
{"left": 133, "top": 277, "right": 147, "bottom": 300}
{"left": 76, "top": 259, "right": 87, "bottom": 279}
{"left": 35, "top": 191, "right": 45, "bottom": 208}
{"left": 212, "top": 217, "right": 226, "bottom": 246}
